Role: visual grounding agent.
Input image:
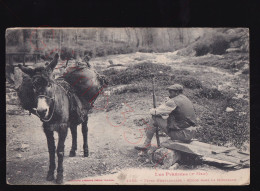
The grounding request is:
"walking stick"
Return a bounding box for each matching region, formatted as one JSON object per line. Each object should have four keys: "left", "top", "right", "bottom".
{"left": 152, "top": 76, "right": 160, "bottom": 147}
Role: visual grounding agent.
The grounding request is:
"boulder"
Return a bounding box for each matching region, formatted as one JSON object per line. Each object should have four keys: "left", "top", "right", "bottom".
{"left": 226, "top": 107, "right": 234, "bottom": 112}
{"left": 148, "top": 147, "right": 181, "bottom": 169}
{"left": 226, "top": 48, "right": 241, "bottom": 53}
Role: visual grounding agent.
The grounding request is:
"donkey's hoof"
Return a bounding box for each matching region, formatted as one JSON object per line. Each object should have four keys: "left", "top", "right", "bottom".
{"left": 83, "top": 151, "right": 89, "bottom": 157}
{"left": 56, "top": 173, "right": 63, "bottom": 184}
{"left": 46, "top": 172, "right": 55, "bottom": 181}
{"left": 69, "top": 151, "right": 76, "bottom": 157}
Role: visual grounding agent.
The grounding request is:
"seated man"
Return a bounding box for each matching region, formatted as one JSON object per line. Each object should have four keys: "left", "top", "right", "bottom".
{"left": 135, "top": 84, "right": 198, "bottom": 150}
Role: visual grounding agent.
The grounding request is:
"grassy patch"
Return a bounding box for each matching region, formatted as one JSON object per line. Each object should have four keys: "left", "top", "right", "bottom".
{"left": 132, "top": 62, "right": 171, "bottom": 72}
{"left": 103, "top": 62, "right": 172, "bottom": 86}
{"left": 195, "top": 97, "right": 249, "bottom": 148}
{"left": 104, "top": 62, "right": 203, "bottom": 88}
{"left": 196, "top": 86, "right": 223, "bottom": 99}
{"left": 173, "top": 69, "right": 190, "bottom": 76}
{"left": 113, "top": 84, "right": 151, "bottom": 95}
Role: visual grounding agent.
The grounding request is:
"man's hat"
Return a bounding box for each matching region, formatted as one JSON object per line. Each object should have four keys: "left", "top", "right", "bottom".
{"left": 166, "top": 84, "right": 183, "bottom": 91}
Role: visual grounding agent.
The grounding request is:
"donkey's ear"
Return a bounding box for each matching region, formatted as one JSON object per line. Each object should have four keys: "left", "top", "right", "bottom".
{"left": 18, "top": 64, "right": 34, "bottom": 76}
{"left": 45, "top": 53, "right": 59, "bottom": 73}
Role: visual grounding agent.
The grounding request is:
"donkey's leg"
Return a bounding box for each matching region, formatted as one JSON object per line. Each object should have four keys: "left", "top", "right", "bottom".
{"left": 43, "top": 124, "right": 56, "bottom": 181}
{"left": 69, "top": 124, "right": 77, "bottom": 157}
{"left": 82, "top": 117, "right": 89, "bottom": 157}
{"left": 56, "top": 124, "right": 68, "bottom": 184}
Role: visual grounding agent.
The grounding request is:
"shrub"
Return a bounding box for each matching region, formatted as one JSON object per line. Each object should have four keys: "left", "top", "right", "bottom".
{"left": 209, "top": 35, "right": 229, "bottom": 55}
{"left": 196, "top": 86, "right": 223, "bottom": 99}
{"left": 194, "top": 33, "right": 229, "bottom": 56}
{"left": 194, "top": 42, "right": 210, "bottom": 56}
{"left": 103, "top": 68, "right": 143, "bottom": 85}
{"left": 174, "top": 75, "right": 202, "bottom": 89}
{"left": 103, "top": 62, "right": 173, "bottom": 85}
{"left": 182, "top": 77, "right": 202, "bottom": 89}
{"left": 138, "top": 47, "right": 154, "bottom": 53}
{"left": 60, "top": 47, "right": 77, "bottom": 60}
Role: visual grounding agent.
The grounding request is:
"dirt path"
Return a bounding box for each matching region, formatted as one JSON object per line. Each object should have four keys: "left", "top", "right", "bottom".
{"left": 6, "top": 110, "right": 145, "bottom": 184}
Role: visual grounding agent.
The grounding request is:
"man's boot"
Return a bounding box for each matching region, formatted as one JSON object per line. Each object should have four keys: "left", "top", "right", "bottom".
{"left": 134, "top": 126, "right": 155, "bottom": 151}
{"left": 134, "top": 138, "right": 152, "bottom": 151}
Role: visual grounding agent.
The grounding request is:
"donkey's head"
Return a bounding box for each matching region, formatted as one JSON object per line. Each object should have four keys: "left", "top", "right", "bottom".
{"left": 18, "top": 53, "right": 59, "bottom": 119}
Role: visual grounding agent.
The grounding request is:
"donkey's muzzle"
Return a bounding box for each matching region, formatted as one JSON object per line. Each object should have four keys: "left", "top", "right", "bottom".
{"left": 37, "top": 109, "right": 47, "bottom": 118}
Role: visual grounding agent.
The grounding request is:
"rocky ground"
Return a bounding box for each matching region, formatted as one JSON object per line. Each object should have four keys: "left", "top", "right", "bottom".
{"left": 6, "top": 51, "right": 249, "bottom": 185}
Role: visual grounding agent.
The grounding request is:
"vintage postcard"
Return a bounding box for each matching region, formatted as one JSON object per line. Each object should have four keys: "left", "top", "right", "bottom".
{"left": 6, "top": 28, "right": 249, "bottom": 185}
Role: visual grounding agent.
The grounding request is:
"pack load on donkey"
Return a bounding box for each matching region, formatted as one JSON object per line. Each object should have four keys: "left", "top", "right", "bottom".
{"left": 59, "top": 65, "right": 107, "bottom": 123}
{"left": 17, "top": 53, "right": 108, "bottom": 184}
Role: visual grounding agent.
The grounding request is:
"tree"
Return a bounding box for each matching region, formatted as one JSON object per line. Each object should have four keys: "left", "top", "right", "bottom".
{"left": 134, "top": 28, "right": 140, "bottom": 48}
{"left": 125, "top": 28, "right": 131, "bottom": 46}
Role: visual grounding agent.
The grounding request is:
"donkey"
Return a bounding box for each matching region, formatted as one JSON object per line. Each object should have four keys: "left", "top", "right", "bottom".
{"left": 17, "top": 53, "right": 104, "bottom": 184}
